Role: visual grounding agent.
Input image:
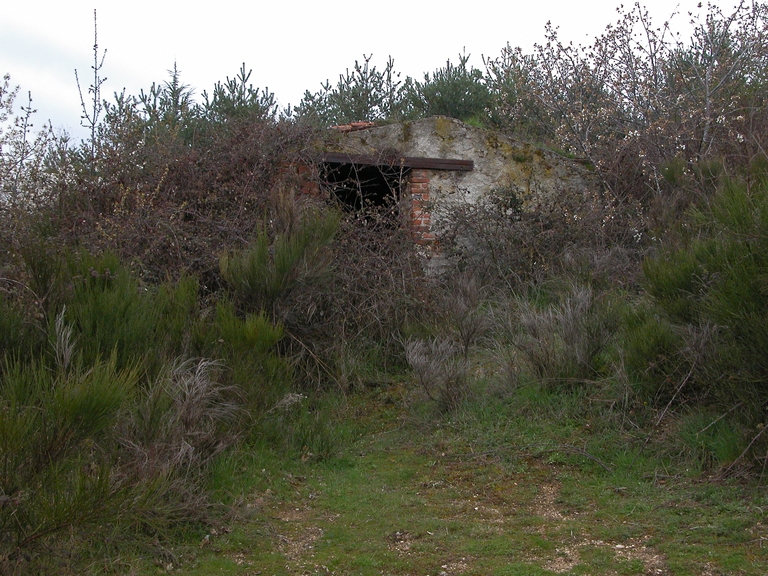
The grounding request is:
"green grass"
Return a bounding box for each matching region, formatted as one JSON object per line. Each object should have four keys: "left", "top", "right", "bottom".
{"left": 102, "top": 383, "right": 768, "bottom": 575}
{"left": 7, "top": 350, "right": 767, "bottom": 574}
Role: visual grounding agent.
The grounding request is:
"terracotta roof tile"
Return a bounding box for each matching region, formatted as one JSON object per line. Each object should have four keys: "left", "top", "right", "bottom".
{"left": 330, "top": 121, "right": 377, "bottom": 133}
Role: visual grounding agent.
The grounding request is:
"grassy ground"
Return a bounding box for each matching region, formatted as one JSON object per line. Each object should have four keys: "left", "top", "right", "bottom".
{"left": 109, "top": 381, "right": 768, "bottom": 576}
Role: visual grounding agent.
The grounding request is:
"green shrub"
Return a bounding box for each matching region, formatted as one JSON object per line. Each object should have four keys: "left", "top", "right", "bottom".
{"left": 205, "top": 300, "right": 292, "bottom": 411}
{"left": 0, "top": 354, "right": 139, "bottom": 559}
{"left": 18, "top": 232, "right": 64, "bottom": 316}
{"left": 636, "top": 178, "right": 768, "bottom": 477}
{"left": 213, "top": 300, "right": 283, "bottom": 355}
{"left": 65, "top": 252, "right": 198, "bottom": 375}
{"left": 292, "top": 55, "right": 414, "bottom": 126}
{"left": 408, "top": 51, "right": 492, "bottom": 123}
{"left": 220, "top": 208, "right": 338, "bottom": 319}
{"left": 642, "top": 180, "right": 768, "bottom": 405}
{"left": 642, "top": 249, "right": 702, "bottom": 324}
{"left": 0, "top": 296, "right": 42, "bottom": 363}
{"left": 619, "top": 303, "right": 685, "bottom": 402}
{"left": 0, "top": 348, "right": 246, "bottom": 569}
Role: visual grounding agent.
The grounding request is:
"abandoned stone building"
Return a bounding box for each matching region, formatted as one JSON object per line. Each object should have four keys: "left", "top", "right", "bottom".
{"left": 305, "top": 116, "right": 601, "bottom": 245}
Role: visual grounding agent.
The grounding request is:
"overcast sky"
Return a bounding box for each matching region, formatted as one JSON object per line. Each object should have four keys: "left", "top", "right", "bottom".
{"left": 1, "top": 0, "right": 732, "bottom": 141}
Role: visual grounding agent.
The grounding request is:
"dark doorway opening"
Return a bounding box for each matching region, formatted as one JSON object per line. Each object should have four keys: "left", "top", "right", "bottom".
{"left": 321, "top": 162, "right": 408, "bottom": 217}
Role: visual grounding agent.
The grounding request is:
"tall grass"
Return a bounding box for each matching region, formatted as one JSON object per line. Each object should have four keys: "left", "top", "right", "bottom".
{"left": 405, "top": 337, "right": 469, "bottom": 412}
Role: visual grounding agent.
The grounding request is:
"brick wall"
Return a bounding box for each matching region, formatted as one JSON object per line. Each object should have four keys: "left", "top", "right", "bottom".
{"left": 409, "top": 169, "right": 436, "bottom": 244}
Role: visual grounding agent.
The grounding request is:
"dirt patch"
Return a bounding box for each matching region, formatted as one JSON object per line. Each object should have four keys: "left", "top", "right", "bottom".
{"left": 438, "top": 557, "right": 471, "bottom": 575}
{"left": 519, "top": 478, "right": 667, "bottom": 574}
{"left": 277, "top": 506, "right": 311, "bottom": 523}
{"left": 225, "top": 551, "right": 251, "bottom": 567}
{"left": 609, "top": 537, "right": 666, "bottom": 574}
{"left": 543, "top": 545, "right": 581, "bottom": 573}
{"left": 533, "top": 481, "right": 565, "bottom": 521}
{"left": 533, "top": 536, "right": 667, "bottom": 575}
{"left": 388, "top": 530, "right": 419, "bottom": 555}
{"left": 274, "top": 504, "right": 324, "bottom": 570}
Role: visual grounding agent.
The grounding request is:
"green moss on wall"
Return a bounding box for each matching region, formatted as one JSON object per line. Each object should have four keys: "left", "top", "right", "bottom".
{"left": 434, "top": 117, "right": 455, "bottom": 140}
{"left": 400, "top": 121, "right": 412, "bottom": 143}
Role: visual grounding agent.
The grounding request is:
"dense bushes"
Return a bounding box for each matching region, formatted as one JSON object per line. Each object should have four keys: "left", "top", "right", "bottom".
{"left": 0, "top": 337, "right": 241, "bottom": 567}
{"left": 641, "top": 178, "right": 768, "bottom": 408}
{"left": 479, "top": 176, "right": 768, "bottom": 472}
{"left": 42, "top": 63, "right": 315, "bottom": 284}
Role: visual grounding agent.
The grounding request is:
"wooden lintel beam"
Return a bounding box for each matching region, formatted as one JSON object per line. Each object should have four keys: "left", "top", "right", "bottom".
{"left": 319, "top": 152, "right": 473, "bottom": 172}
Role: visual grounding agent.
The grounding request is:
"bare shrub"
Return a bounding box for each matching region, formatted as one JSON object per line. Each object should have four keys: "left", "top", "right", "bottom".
{"left": 51, "top": 71, "right": 317, "bottom": 283}
{"left": 439, "top": 270, "right": 490, "bottom": 361}
{"left": 440, "top": 184, "right": 641, "bottom": 292}
{"left": 404, "top": 337, "right": 469, "bottom": 411}
{"left": 486, "top": 2, "right": 768, "bottom": 218}
{"left": 510, "top": 283, "right": 618, "bottom": 386}
{"left": 316, "top": 197, "right": 433, "bottom": 377}
{"left": 0, "top": 74, "right": 60, "bottom": 287}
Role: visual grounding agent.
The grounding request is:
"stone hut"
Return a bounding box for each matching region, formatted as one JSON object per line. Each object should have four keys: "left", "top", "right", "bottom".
{"left": 311, "top": 116, "right": 601, "bottom": 244}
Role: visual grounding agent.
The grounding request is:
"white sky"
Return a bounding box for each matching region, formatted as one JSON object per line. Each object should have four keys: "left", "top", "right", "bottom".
{"left": 0, "top": 0, "right": 733, "bottom": 141}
